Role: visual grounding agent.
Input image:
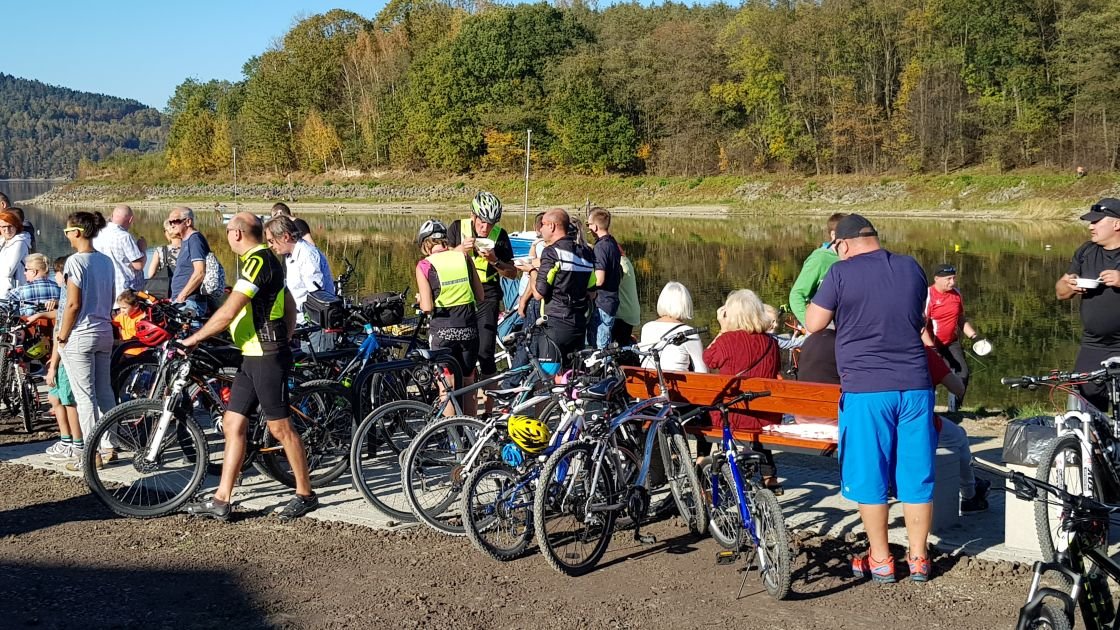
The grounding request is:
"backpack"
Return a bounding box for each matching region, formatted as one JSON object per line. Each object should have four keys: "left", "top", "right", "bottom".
{"left": 201, "top": 252, "right": 226, "bottom": 296}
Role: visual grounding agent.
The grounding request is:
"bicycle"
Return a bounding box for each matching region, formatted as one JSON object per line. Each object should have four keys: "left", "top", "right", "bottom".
{"left": 1002, "top": 358, "right": 1120, "bottom": 561}
{"left": 532, "top": 328, "right": 709, "bottom": 577}
{"left": 975, "top": 457, "right": 1120, "bottom": 630}
{"left": 683, "top": 390, "right": 792, "bottom": 600}
{"left": 460, "top": 350, "right": 637, "bottom": 561}
{"left": 82, "top": 340, "right": 355, "bottom": 518}
{"left": 0, "top": 301, "right": 46, "bottom": 433}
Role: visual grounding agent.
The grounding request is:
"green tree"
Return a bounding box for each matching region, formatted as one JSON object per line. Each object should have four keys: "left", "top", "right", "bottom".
{"left": 547, "top": 53, "right": 637, "bottom": 173}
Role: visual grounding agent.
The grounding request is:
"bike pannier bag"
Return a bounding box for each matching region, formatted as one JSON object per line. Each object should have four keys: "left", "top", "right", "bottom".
{"left": 303, "top": 290, "right": 346, "bottom": 330}
{"left": 360, "top": 292, "right": 404, "bottom": 328}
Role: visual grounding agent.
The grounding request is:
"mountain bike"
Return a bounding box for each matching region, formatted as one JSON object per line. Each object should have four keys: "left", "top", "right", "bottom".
{"left": 532, "top": 328, "right": 709, "bottom": 577}
{"left": 0, "top": 302, "right": 45, "bottom": 433}
{"left": 1003, "top": 358, "right": 1120, "bottom": 561}
{"left": 83, "top": 340, "right": 354, "bottom": 518}
{"left": 460, "top": 352, "right": 637, "bottom": 561}
{"left": 975, "top": 457, "right": 1120, "bottom": 630}
{"left": 683, "top": 390, "right": 792, "bottom": 600}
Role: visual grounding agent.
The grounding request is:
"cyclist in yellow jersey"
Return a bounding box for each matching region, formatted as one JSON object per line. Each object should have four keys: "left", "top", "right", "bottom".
{"left": 416, "top": 220, "right": 485, "bottom": 416}
{"left": 179, "top": 212, "right": 318, "bottom": 522}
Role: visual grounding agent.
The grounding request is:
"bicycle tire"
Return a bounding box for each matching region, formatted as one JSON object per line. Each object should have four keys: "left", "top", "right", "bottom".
{"left": 708, "top": 461, "right": 744, "bottom": 550}
{"left": 19, "top": 365, "right": 36, "bottom": 433}
{"left": 1025, "top": 603, "right": 1072, "bottom": 630}
{"left": 0, "top": 344, "right": 13, "bottom": 410}
{"left": 349, "top": 399, "right": 434, "bottom": 521}
{"left": 83, "top": 398, "right": 209, "bottom": 519}
{"left": 461, "top": 460, "right": 535, "bottom": 561}
{"left": 750, "top": 482, "right": 792, "bottom": 600}
{"left": 534, "top": 440, "right": 617, "bottom": 577}
{"left": 401, "top": 415, "right": 491, "bottom": 536}
{"left": 1034, "top": 434, "right": 1108, "bottom": 562}
{"left": 660, "top": 429, "right": 707, "bottom": 535}
{"left": 256, "top": 381, "right": 356, "bottom": 488}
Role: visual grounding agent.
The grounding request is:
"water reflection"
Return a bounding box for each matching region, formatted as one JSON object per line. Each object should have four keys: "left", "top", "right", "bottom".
{"left": 10, "top": 190, "right": 1089, "bottom": 410}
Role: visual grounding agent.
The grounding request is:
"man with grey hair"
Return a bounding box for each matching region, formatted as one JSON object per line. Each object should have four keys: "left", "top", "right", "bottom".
{"left": 264, "top": 215, "right": 335, "bottom": 350}
{"left": 93, "top": 204, "right": 145, "bottom": 296}
{"left": 168, "top": 206, "right": 211, "bottom": 315}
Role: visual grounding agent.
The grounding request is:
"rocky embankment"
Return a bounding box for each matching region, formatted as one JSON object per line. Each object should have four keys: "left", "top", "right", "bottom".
{"left": 27, "top": 182, "right": 473, "bottom": 206}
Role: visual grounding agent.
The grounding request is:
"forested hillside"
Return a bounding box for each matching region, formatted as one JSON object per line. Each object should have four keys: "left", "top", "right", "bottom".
{"left": 0, "top": 73, "right": 166, "bottom": 178}
{"left": 153, "top": 0, "right": 1120, "bottom": 179}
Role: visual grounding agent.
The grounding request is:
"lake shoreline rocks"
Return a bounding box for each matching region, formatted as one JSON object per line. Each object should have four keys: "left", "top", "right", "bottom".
{"left": 20, "top": 179, "right": 1108, "bottom": 221}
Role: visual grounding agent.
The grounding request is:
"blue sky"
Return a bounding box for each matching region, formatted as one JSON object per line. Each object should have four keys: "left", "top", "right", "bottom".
{"left": 3, "top": 1, "right": 385, "bottom": 110}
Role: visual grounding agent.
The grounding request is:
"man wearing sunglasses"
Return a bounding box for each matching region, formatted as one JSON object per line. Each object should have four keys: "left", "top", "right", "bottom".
{"left": 1057, "top": 197, "right": 1120, "bottom": 412}
{"left": 167, "top": 206, "right": 211, "bottom": 316}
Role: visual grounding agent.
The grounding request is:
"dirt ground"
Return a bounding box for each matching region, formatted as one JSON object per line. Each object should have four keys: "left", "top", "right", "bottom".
{"left": 0, "top": 413, "right": 1036, "bottom": 630}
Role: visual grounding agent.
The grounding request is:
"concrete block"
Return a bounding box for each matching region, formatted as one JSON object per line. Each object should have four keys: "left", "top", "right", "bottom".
{"left": 932, "top": 447, "right": 961, "bottom": 534}
{"left": 1004, "top": 462, "right": 1042, "bottom": 556}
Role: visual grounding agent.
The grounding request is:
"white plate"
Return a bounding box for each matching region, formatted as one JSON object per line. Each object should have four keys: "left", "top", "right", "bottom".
{"left": 973, "top": 339, "right": 992, "bottom": 356}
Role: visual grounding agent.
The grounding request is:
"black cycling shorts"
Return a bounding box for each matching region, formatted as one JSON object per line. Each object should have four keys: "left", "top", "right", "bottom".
{"left": 475, "top": 298, "right": 499, "bottom": 376}
{"left": 430, "top": 333, "right": 479, "bottom": 387}
{"left": 227, "top": 352, "right": 292, "bottom": 421}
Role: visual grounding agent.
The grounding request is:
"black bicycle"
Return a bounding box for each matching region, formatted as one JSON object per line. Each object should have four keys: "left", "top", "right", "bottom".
{"left": 976, "top": 458, "right": 1120, "bottom": 630}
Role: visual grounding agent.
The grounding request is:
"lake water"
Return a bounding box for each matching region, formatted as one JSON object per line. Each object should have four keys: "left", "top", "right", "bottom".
{"left": 1, "top": 180, "right": 1092, "bottom": 410}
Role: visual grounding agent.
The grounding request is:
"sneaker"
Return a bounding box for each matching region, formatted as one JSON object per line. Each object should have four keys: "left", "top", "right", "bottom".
{"left": 852, "top": 553, "right": 896, "bottom": 583}
{"left": 64, "top": 449, "right": 102, "bottom": 472}
{"left": 961, "top": 478, "right": 992, "bottom": 514}
{"left": 45, "top": 441, "right": 70, "bottom": 457}
{"left": 908, "top": 555, "right": 932, "bottom": 582}
{"left": 278, "top": 494, "right": 319, "bottom": 521}
{"left": 99, "top": 448, "right": 117, "bottom": 464}
{"left": 185, "top": 497, "right": 233, "bottom": 522}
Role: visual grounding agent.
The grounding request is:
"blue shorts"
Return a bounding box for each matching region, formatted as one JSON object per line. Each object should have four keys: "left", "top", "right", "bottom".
{"left": 838, "top": 389, "right": 936, "bottom": 504}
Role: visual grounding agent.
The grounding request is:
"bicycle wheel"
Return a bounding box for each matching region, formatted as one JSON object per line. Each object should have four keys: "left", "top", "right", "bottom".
{"left": 749, "top": 482, "right": 792, "bottom": 600}
{"left": 83, "top": 398, "right": 209, "bottom": 519}
{"left": 660, "top": 429, "right": 707, "bottom": 535}
{"left": 349, "top": 400, "right": 434, "bottom": 521}
{"left": 401, "top": 415, "right": 491, "bottom": 535}
{"left": 19, "top": 365, "right": 37, "bottom": 433}
{"left": 708, "top": 461, "right": 744, "bottom": 550}
{"left": 1034, "top": 434, "right": 1109, "bottom": 561}
{"left": 257, "top": 381, "right": 356, "bottom": 488}
{"left": 461, "top": 460, "right": 535, "bottom": 561}
{"left": 534, "top": 440, "right": 617, "bottom": 577}
{"left": 1024, "top": 603, "right": 1072, "bottom": 630}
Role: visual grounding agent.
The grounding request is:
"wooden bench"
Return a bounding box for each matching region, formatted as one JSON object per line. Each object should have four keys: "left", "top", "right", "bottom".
{"left": 621, "top": 367, "right": 840, "bottom": 456}
{"left": 621, "top": 367, "right": 962, "bottom": 532}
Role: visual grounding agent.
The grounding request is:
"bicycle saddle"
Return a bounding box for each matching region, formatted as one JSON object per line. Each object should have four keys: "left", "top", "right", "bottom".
{"left": 407, "top": 347, "right": 453, "bottom": 362}
{"left": 582, "top": 376, "right": 623, "bottom": 401}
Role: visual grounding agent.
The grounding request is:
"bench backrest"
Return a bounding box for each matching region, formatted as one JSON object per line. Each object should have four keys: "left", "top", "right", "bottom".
{"left": 621, "top": 367, "right": 840, "bottom": 422}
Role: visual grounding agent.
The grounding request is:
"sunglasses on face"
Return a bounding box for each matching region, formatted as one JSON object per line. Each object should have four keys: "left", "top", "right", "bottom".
{"left": 168, "top": 218, "right": 187, "bottom": 226}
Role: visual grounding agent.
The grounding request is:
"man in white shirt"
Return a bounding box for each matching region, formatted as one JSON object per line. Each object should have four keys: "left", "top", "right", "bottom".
{"left": 92, "top": 204, "right": 145, "bottom": 296}
{"left": 263, "top": 215, "right": 335, "bottom": 350}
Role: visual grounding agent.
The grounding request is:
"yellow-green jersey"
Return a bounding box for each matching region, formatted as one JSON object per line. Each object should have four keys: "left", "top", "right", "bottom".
{"left": 230, "top": 244, "right": 289, "bottom": 356}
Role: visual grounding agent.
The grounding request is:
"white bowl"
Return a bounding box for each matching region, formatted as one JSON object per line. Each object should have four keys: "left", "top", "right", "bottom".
{"left": 973, "top": 339, "right": 992, "bottom": 356}
{"left": 1075, "top": 277, "right": 1101, "bottom": 289}
{"left": 475, "top": 237, "right": 496, "bottom": 252}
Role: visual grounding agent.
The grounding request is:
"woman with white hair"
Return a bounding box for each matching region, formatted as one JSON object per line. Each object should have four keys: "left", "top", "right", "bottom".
{"left": 638, "top": 281, "right": 708, "bottom": 372}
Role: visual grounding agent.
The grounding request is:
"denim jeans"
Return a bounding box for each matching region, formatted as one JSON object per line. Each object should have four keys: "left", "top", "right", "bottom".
{"left": 588, "top": 307, "right": 616, "bottom": 350}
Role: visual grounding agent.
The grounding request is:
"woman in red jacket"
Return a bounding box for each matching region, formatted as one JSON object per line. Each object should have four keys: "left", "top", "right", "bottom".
{"left": 702, "top": 289, "right": 783, "bottom": 492}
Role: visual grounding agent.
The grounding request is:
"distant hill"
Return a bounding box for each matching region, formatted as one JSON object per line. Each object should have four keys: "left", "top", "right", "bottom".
{"left": 0, "top": 73, "right": 167, "bottom": 179}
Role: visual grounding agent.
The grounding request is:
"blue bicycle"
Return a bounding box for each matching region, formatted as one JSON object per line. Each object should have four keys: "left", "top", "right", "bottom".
{"left": 689, "top": 390, "right": 792, "bottom": 600}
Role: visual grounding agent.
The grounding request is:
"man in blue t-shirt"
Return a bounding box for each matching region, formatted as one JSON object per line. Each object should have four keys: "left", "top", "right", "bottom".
{"left": 168, "top": 206, "right": 212, "bottom": 316}
{"left": 805, "top": 214, "right": 936, "bottom": 584}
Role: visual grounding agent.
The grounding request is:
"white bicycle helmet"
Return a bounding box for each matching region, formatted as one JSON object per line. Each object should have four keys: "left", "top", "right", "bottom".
{"left": 471, "top": 191, "right": 503, "bottom": 223}
{"left": 417, "top": 219, "right": 447, "bottom": 245}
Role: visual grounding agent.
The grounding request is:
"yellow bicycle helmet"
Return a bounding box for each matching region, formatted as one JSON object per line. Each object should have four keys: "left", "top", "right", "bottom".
{"left": 507, "top": 415, "right": 550, "bottom": 454}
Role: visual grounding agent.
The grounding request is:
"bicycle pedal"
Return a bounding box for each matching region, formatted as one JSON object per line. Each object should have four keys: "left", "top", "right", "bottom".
{"left": 716, "top": 550, "right": 738, "bottom": 565}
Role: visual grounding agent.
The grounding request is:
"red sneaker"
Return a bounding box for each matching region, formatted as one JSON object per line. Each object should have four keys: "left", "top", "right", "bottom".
{"left": 851, "top": 553, "right": 896, "bottom": 583}
{"left": 908, "top": 555, "right": 932, "bottom": 582}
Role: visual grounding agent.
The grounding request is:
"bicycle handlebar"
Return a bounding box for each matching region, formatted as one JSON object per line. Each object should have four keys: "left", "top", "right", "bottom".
{"left": 973, "top": 458, "right": 1119, "bottom": 517}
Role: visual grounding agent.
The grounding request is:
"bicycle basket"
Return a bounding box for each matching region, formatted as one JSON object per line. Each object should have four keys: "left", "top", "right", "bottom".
{"left": 304, "top": 290, "right": 346, "bottom": 330}
{"left": 360, "top": 292, "right": 405, "bottom": 328}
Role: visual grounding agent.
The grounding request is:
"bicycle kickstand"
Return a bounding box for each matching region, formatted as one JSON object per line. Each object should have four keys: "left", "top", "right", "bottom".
{"left": 632, "top": 520, "right": 657, "bottom": 545}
